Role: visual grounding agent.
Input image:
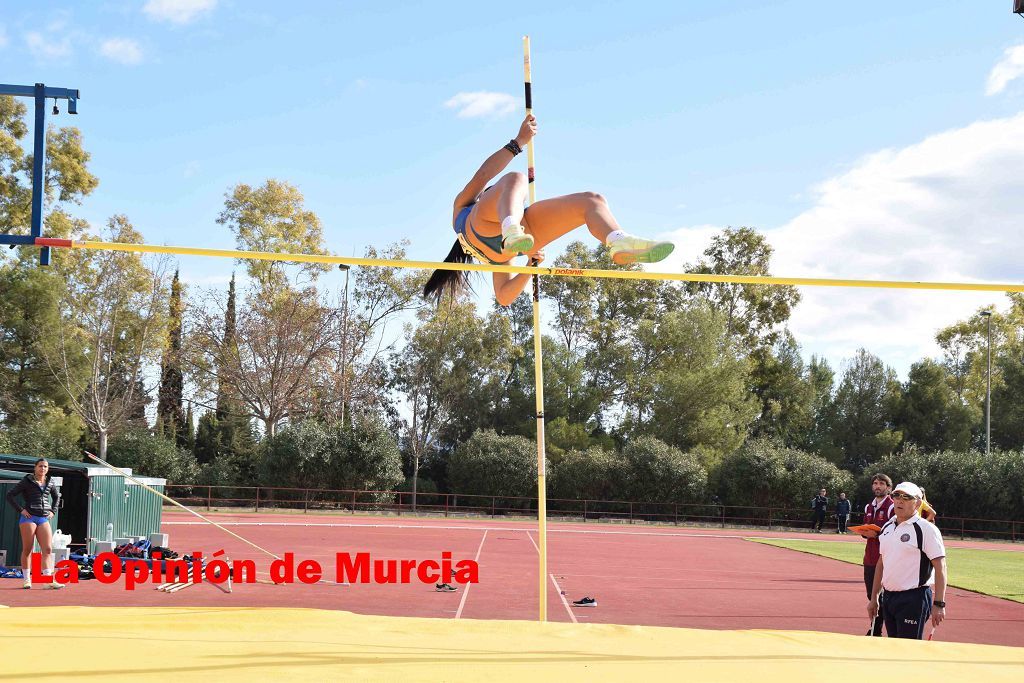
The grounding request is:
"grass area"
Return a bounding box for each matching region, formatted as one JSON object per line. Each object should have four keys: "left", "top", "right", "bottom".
{"left": 749, "top": 538, "right": 1024, "bottom": 603}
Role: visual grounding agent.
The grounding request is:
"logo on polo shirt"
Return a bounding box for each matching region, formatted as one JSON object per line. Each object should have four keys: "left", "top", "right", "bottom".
{"left": 904, "top": 618, "right": 918, "bottom": 624}
{"left": 900, "top": 533, "right": 911, "bottom": 542}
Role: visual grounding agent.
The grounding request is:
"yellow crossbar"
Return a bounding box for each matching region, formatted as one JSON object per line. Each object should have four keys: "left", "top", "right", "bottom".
{"left": 61, "top": 240, "right": 1024, "bottom": 293}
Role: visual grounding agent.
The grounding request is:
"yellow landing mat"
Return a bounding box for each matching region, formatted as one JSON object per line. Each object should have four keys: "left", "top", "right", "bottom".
{"left": 0, "top": 607, "right": 1022, "bottom": 682}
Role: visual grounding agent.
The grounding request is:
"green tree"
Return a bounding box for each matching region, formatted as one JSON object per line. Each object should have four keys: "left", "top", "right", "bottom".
{"left": 156, "top": 269, "right": 185, "bottom": 445}
{"left": 714, "top": 438, "right": 854, "bottom": 509}
{"left": 800, "top": 355, "right": 836, "bottom": 457}
{"left": 991, "top": 352, "right": 1024, "bottom": 450}
{"left": 258, "top": 416, "right": 403, "bottom": 496}
{"left": 106, "top": 427, "right": 200, "bottom": 483}
{"left": 687, "top": 227, "right": 800, "bottom": 351}
{"left": 193, "top": 410, "right": 220, "bottom": 466}
{"left": 749, "top": 331, "right": 815, "bottom": 446}
{"left": 828, "top": 349, "right": 902, "bottom": 470}
{"left": 542, "top": 242, "right": 678, "bottom": 430}
{"left": 896, "top": 359, "right": 978, "bottom": 452}
{"left": 0, "top": 95, "right": 99, "bottom": 238}
{"left": 44, "top": 216, "right": 171, "bottom": 458}
{"left": 0, "top": 95, "right": 98, "bottom": 443}
{"left": 337, "top": 242, "right": 427, "bottom": 422}
{"left": 868, "top": 446, "right": 1023, "bottom": 521}
{"left": 392, "top": 296, "right": 513, "bottom": 504}
{"left": 619, "top": 436, "right": 707, "bottom": 504}
{"left": 216, "top": 179, "right": 330, "bottom": 293}
{"left": 626, "top": 304, "right": 759, "bottom": 462}
{"left": 447, "top": 429, "right": 538, "bottom": 498}
{"left": 548, "top": 446, "right": 621, "bottom": 501}
{"left": 0, "top": 421, "right": 83, "bottom": 461}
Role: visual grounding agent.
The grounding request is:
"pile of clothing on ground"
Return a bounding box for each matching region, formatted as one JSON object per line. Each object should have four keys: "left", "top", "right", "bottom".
{"left": 1, "top": 539, "right": 199, "bottom": 581}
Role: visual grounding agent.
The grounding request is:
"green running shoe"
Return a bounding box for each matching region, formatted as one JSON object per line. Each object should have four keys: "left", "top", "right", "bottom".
{"left": 609, "top": 235, "right": 675, "bottom": 265}
{"left": 501, "top": 224, "right": 534, "bottom": 256}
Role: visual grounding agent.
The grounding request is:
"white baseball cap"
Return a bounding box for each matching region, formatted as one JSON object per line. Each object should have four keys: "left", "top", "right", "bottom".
{"left": 893, "top": 481, "right": 923, "bottom": 499}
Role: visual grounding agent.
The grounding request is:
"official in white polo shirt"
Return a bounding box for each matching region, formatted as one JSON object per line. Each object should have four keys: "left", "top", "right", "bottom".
{"left": 866, "top": 481, "right": 947, "bottom": 639}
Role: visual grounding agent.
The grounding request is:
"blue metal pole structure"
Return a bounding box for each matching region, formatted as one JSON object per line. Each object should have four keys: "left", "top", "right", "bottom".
{"left": 0, "top": 83, "right": 80, "bottom": 265}
{"left": 32, "top": 83, "right": 49, "bottom": 265}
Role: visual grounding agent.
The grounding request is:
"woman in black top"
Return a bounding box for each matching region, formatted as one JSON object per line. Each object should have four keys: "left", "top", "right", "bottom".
{"left": 5, "top": 458, "right": 63, "bottom": 589}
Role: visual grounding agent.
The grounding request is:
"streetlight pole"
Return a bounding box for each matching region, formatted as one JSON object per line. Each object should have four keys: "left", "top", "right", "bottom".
{"left": 338, "top": 264, "right": 350, "bottom": 425}
{"left": 980, "top": 310, "right": 993, "bottom": 455}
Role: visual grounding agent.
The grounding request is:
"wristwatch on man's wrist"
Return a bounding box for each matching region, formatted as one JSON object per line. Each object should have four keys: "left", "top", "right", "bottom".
{"left": 933, "top": 600, "right": 946, "bottom": 608}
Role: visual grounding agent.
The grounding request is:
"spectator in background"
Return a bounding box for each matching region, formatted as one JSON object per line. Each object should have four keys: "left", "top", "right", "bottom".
{"left": 860, "top": 473, "right": 894, "bottom": 636}
{"left": 836, "top": 492, "right": 852, "bottom": 534}
{"left": 811, "top": 488, "right": 828, "bottom": 533}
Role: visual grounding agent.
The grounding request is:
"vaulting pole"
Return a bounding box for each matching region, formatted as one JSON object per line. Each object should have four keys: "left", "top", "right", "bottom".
{"left": 524, "top": 35, "right": 548, "bottom": 623}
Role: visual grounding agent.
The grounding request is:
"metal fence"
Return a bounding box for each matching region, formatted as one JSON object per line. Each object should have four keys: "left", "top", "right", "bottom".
{"left": 163, "top": 484, "right": 1022, "bottom": 543}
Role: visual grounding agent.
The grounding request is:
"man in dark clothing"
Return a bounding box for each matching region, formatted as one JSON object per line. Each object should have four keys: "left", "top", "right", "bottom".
{"left": 811, "top": 488, "right": 828, "bottom": 532}
{"left": 836, "top": 492, "right": 852, "bottom": 533}
{"left": 860, "top": 473, "right": 894, "bottom": 636}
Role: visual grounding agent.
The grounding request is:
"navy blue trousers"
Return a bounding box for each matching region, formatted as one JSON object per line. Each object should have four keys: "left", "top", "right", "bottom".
{"left": 882, "top": 586, "right": 932, "bottom": 639}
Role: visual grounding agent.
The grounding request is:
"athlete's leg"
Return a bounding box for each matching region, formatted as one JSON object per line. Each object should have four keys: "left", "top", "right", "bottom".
{"left": 18, "top": 521, "right": 36, "bottom": 571}
{"left": 34, "top": 521, "right": 54, "bottom": 575}
{"left": 473, "top": 182, "right": 672, "bottom": 264}
{"left": 467, "top": 172, "right": 528, "bottom": 236}
{"left": 521, "top": 191, "right": 619, "bottom": 248}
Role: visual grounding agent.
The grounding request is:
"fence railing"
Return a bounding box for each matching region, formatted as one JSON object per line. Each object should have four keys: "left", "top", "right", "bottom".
{"left": 163, "top": 484, "right": 1022, "bottom": 543}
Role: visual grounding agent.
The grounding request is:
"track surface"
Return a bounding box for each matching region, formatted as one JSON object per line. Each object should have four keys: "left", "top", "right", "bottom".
{"left": 2, "top": 512, "right": 1021, "bottom": 647}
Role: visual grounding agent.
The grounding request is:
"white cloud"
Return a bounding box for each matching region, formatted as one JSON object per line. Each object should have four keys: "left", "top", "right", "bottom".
{"left": 445, "top": 91, "right": 518, "bottom": 119}
{"left": 660, "top": 112, "right": 1024, "bottom": 374}
{"left": 25, "top": 31, "right": 71, "bottom": 60}
{"left": 143, "top": 0, "right": 217, "bottom": 25}
{"left": 99, "top": 38, "right": 143, "bottom": 65}
{"left": 986, "top": 44, "right": 1024, "bottom": 95}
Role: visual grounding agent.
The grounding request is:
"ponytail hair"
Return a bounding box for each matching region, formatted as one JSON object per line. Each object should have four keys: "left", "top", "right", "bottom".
{"left": 423, "top": 239, "right": 475, "bottom": 302}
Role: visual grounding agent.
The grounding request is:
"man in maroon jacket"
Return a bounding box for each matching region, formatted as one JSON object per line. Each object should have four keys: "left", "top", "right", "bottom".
{"left": 860, "top": 473, "right": 894, "bottom": 636}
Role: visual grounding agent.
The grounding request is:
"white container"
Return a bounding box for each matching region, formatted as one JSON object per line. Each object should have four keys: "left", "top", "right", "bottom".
{"left": 0, "top": 549, "right": 6, "bottom": 567}
{"left": 94, "top": 541, "right": 115, "bottom": 555}
{"left": 114, "top": 537, "right": 131, "bottom": 547}
{"left": 53, "top": 548, "right": 70, "bottom": 563}
{"left": 52, "top": 530, "right": 72, "bottom": 550}
{"left": 149, "top": 533, "right": 169, "bottom": 547}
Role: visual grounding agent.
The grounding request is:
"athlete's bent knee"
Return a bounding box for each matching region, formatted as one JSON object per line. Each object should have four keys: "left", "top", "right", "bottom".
{"left": 500, "top": 171, "right": 528, "bottom": 187}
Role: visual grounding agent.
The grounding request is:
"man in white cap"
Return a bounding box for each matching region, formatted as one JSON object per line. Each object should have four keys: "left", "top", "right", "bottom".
{"left": 866, "top": 481, "right": 948, "bottom": 639}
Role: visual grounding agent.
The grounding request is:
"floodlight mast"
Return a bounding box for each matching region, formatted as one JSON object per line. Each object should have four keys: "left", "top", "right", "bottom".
{"left": 0, "top": 83, "right": 81, "bottom": 265}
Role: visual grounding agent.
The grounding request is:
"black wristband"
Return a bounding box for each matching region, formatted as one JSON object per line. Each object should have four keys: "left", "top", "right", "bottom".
{"left": 933, "top": 600, "right": 946, "bottom": 608}
{"left": 504, "top": 139, "right": 522, "bottom": 155}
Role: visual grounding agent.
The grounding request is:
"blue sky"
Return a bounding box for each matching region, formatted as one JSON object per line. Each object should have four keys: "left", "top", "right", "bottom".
{"left": 5, "top": 1, "right": 1024, "bottom": 376}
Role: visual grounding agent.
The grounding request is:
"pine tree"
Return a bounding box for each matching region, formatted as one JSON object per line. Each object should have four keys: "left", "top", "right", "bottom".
{"left": 216, "top": 273, "right": 236, "bottom": 421}
{"left": 157, "top": 269, "right": 184, "bottom": 441}
{"left": 193, "top": 410, "right": 220, "bottom": 465}
{"left": 181, "top": 402, "right": 196, "bottom": 453}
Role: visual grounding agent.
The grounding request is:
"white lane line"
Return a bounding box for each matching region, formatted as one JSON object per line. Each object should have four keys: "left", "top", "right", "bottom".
{"left": 455, "top": 529, "right": 488, "bottom": 619}
{"left": 526, "top": 531, "right": 576, "bottom": 622}
{"left": 161, "top": 521, "right": 1024, "bottom": 552}
{"left": 550, "top": 573, "right": 577, "bottom": 623}
{"left": 161, "top": 521, "right": 767, "bottom": 541}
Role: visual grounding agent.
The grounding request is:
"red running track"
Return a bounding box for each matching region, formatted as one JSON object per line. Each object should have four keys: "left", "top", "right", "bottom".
{"left": 2, "top": 511, "right": 1021, "bottom": 647}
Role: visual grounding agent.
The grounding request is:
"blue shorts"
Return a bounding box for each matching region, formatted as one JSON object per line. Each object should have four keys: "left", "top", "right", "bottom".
{"left": 19, "top": 514, "right": 49, "bottom": 525}
{"left": 454, "top": 205, "right": 507, "bottom": 264}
